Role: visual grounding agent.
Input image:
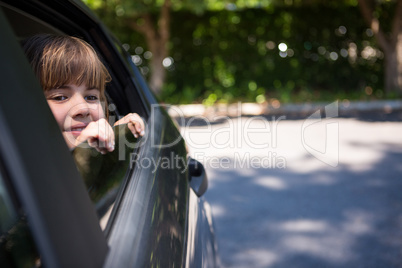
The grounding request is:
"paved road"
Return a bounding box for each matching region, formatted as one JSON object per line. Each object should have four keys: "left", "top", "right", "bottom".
{"left": 181, "top": 110, "right": 402, "bottom": 267}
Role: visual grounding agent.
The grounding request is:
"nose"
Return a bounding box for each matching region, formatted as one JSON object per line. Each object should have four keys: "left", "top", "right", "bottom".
{"left": 70, "top": 95, "right": 90, "bottom": 118}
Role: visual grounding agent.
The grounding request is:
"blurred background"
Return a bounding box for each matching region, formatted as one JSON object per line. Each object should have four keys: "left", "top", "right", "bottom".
{"left": 84, "top": 0, "right": 401, "bottom": 106}
{"left": 84, "top": 1, "right": 402, "bottom": 267}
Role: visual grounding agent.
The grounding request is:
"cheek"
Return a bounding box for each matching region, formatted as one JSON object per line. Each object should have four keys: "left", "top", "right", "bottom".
{"left": 47, "top": 102, "right": 68, "bottom": 129}
{"left": 90, "top": 103, "right": 106, "bottom": 120}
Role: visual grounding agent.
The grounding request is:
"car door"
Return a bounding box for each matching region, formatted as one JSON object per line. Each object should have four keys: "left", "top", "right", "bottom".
{"left": 0, "top": 6, "right": 108, "bottom": 268}
{"left": 0, "top": 1, "right": 218, "bottom": 267}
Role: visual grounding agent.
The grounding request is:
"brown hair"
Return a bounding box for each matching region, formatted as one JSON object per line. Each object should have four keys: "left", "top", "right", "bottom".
{"left": 23, "top": 34, "right": 111, "bottom": 103}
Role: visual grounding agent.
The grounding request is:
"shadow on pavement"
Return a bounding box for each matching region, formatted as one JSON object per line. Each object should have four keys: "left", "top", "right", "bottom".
{"left": 204, "top": 142, "right": 402, "bottom": 268}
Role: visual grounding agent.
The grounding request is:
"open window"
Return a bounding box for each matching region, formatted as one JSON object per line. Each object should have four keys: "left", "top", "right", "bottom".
{"left": 72, "top": 124, "right": 141, "bottom": 230}
{"left": 0, "top": 2, "right": 149, "bottom": 231}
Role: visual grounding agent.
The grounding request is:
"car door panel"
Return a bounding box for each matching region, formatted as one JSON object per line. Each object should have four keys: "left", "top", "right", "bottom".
{"left": 105, "top": 107, "right": 189, "bottom": 267}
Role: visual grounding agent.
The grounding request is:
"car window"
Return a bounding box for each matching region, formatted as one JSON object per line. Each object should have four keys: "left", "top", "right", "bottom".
{"left": 0, "top": 161, "right": 41, "bottom": 267}
{"left": 110, "top": 37, "right": 157, "bottom": 111}
{"left": 0, "top": 3, "right": 148, "bottom": 232}
{"left": 72, "top": 124, "right": 141, "bottom": 230}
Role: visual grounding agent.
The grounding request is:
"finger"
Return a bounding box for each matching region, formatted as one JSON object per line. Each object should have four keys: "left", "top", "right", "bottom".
{"left": 136, "top": 114, "right": 145, "bottom": 132}
{"left": 131, "top": 118, "right": 144, "bottom": 136}
{"left": 77, "top": 120, "right": 115, "bottom": 152}
{"left": 115, "top": 114, "right": 144, "bottom": 130}
{"left": 128, "top": 122, "right": 138, "bottom": 138}
{"left": 131, "top": 113, "right": 145, "bottom": 133}
{"left": 88, "top": 137, "right": 107, "bottom": 154}
{"left": 113, "top": 114, "right": 132, "bottom": 126}
{"left": 87, "top": 137, "right": 98, "bottom": 148}
{"left": 97, "top": 120, "right": 115, "bottom": 152}
{"left": 126, "top": 114, "right": 144, "bottom": 136}
{"left": 134, "top": 121, "right": 145, "bottom": 136}
{"left": 128, "top": 120, "right": 142, "bottom": 136}
{"left": 113, "top": 118, "right": 126, "bottom": 126}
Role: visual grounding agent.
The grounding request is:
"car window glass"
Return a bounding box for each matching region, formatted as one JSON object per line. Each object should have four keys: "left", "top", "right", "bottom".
{"left": 0, "top": 162, "right": 41, "bottom": 267}
{"left": 110, "top": 38, "right": 154, "bottom": 111}
{"left": 72, "top": 124, "right": 141, "bottom": 230}
{"left": 112, "top": 39, "right": 136, "bottom": 79}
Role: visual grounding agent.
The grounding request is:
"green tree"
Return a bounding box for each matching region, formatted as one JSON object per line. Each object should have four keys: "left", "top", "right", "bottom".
{"left": 84, "top": 0, "right": 173, "bottom": 95}
{"left": 84, "top": 0, "right": 401, "bottom": 100}
{"left": 268, "top": 0, "right": 402, "bottom": 96}
{"left": 83, "top": 0, "right": 270, "bottom": 95}
{"left": 357, "top": 0, "right": 402, "bottom": 96}
{"left": 164, "top": 5, "right": 382, "bottom": 104}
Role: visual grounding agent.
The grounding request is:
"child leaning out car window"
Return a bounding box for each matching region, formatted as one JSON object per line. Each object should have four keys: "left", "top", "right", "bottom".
{"left": 23, "top": 34, "right": 145, "bottom": 154}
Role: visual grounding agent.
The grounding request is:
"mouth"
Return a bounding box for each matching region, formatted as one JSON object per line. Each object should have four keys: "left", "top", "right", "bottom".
{"left": 70, "top": 127, "right": 86, "bottom": 131}
{"left": 66, "top": 124, "right": 88, "bottom": 136}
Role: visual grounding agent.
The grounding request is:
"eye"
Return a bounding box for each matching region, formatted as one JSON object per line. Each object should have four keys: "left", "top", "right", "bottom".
{"left": 51, "top": 95, "right": 68, "bottom": 101}
{"left": 85, "top": 95, "right": 99, "bottom": 101}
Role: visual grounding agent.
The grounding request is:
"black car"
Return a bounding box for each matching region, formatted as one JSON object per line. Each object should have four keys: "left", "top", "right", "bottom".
{"left": 0, "top": 0, "right": 219, "bottom": 267}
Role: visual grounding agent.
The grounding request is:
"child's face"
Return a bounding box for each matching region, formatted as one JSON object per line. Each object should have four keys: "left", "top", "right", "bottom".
{"left": 44, "top": 83, "right": 105, "bottom": 148}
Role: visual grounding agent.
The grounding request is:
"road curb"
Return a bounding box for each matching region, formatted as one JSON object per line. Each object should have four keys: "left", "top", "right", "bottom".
{"left": 166, "top": 99, "right": 402, "bottom": 118}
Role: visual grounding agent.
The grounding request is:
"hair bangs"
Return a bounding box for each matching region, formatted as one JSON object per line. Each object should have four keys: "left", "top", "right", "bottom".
{"left": 40, "top": 37, "right": 110, "bottom": 98}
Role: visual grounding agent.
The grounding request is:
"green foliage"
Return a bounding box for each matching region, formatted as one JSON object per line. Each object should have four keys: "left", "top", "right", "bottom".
{"left": 84, "top": 1, "right": 392, "bottom": 104}
{"left": 159, "top": 6, "right": 385, "bottom": 104}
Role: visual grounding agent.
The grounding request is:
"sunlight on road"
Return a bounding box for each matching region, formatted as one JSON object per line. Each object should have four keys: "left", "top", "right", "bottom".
{"left": 254, "top": 176, "right": 287, "bottom": 190}
{"left": 183, "top": 116, "right": 402, "bottom": 268}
